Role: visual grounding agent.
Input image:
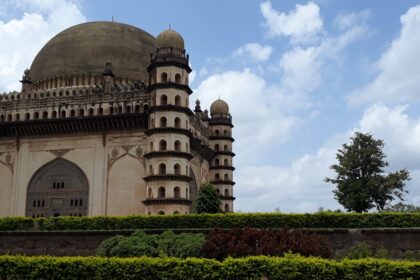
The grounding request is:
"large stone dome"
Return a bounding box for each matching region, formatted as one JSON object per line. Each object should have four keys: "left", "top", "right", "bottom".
{"left": 29, "top": 21, "right": 156, "bottom": 84}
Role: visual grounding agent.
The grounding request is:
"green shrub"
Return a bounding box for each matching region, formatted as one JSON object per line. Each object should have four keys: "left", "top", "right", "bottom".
{"left": 97, "top": 230, "right": 205, "bottom": 258}
{"left": 0, "top": 217, "right": 34, "bottom": 231}
{"left": 0, "top": 255, "right": 419, "bottom": 279}
{"left": 1, "top": 213, "right": 420, "bottom": 231}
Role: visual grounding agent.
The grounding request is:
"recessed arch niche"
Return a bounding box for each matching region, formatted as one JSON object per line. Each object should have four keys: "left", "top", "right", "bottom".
{"left": 26, "top": 158, "right": 89, "bottom": 218}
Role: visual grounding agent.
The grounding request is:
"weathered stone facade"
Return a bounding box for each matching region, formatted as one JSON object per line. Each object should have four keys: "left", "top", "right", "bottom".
{"left": 0, "top": 22, "right": 235, "bottom": 217}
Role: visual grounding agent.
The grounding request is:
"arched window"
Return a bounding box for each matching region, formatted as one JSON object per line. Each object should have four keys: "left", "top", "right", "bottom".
{"left": 7, "top": 114, "right": 12, "bottom": 121}
{"left": 52, "top": 111, "right": 57, "bottom": 118}
{"left": 215, "top": 129, "right": 220, "bottom": 136}
{"left": 0, "top": 115, "right": 4, "bottom": 122}
{"left": 161, "top": 72, "right": 168, "bottom": 83}
{"left": 224, "top": 204, "right": 229, "bottom": 212}
{"left": 173, "top": 211, "right": 179, "bottom": 214}
{"left": 149, "top": 141, "right": 154, "bottom": 152}
{"left": 216, "top": 188, "right": 220, "bottom": 195}
{"left": 175, "top": 73, "right": 181, "bottom": 84}
{"left": 41, "top": 111, "right": 47, "bottom": 119}
{"left": 148, "top": 188, "right": 152, "bottom": 198}
{"left": 126, "top": 106, "right": 131, "bottom": 113}
{"left": 158, "top": 210, "right": 165, "bottom": 215}
{"left": 215, "top": 173, "right": 220, "bottom": 180}
{"left": 159, "top": 140, "right": 167, "bottom": 151}
{"left": 158, "top": 187, "right": 165, "bottom": 198}
{"left": 88, "top": 108, "right": 94, "bottom": 116}
{"left": 215, "top": 159, "right": 220, "bottom": 166}
{"left": 174, "top": 140, "right": 181, "bottom": 151}
{"left": 143, "top": 104, "right": 149, "bottom": 111}
{"left": 98, "top": 107, "right": 104, "bottom": 115}
{"left": 175, "top": 95, "right": 181, "bottom": 106}
{"left": 149, "top": 165, "right": 153, "bottom": 175}
{"left": 174, "top": 164, "right": 181, "bottom": 175}
{"left": 160, "top": 117, "right": 167, "bottom": 128}
{"left": 174, "top": 186, "right": 181, "bottom": 198}
{"left": 134, "top": 105, "right": 140, "bottom": 113}
{"left": 61, "top": 110, "right": 66, "bottom": 118}
{"left": 79, "top": 109, "right": 85, "bottom": 117}
{"left": 160, "top": 94, "right": 168, "bottom": 105}
{"left": 225, "top": 189, "right": 229, "bottom": 197}
{"left": 70, "top": 110, "right": 75, "bottom": 117}
{"left": 34, "top": 112, "right": 39, "bottom": 120}
{"left": 215, "top": 144, "right": 220, "bottom": 151}
{"left": 25, "top": 113, "right": 30, "bottom": 120}
{"left": 159, "top": 163, "right": 166, "bottom": 174}
{"left": 15, "top": 113, "right": 20, "bottom": 121}
{"left": 224, "top": 145, "right": 229, "bottom": 151}
{"left": 174, "top": 117, "right": 181, "bottom": 128}
{"left": 109, "top": 107, "right": 114, "bottom": 114}
{"left": 224, "top": 130, "right": 228, "bottom": 136}
{"left": 224, "top": 174, "right": 229, "bottom": 181}
{"left": 118, "top": 106, "right": 123, "bottom": 114}
{"left": 224, "top": 159, "right": 229, "bottom": 166}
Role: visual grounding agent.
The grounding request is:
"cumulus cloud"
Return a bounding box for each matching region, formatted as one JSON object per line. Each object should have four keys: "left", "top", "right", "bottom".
{"left": 0, "top": 0, "right": 86, "bottom": 92}
{"left": 193, "top": 69, "right": 299, "bottom": 165}
{"left": 349, "top": 5, "right": 420, "bottom": 105}
{"left": 260, "top": 1, "right": 323, "bottom": 44}
{"left": 234, "top": 43, "right": 273, "bottom": 62}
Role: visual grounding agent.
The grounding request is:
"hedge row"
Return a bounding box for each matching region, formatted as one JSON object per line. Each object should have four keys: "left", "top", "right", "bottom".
{"left": 0, "top": 255, "right": 419, "bottom": 279}
{"left": 1, "top": 213, "right": 420, "bottom": 231}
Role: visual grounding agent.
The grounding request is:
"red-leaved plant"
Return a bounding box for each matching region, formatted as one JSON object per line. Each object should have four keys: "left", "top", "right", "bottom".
{"left": 201, "top": 228, "right": 331, "bottom": 260}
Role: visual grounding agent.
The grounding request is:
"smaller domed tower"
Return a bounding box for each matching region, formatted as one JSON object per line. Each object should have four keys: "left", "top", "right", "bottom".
{"left": 209, "top": 99, "right": 235, "bottom": 212}
{"left": 143, "top": 28, "right": 194, "bottom": 215}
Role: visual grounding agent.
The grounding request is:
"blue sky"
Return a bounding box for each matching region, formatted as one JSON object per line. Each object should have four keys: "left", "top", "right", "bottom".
{"left": 1, "top": 0, "right": 420, "bottom": 212}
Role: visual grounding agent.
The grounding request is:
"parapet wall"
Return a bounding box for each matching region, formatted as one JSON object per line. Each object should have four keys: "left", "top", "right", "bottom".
{"left": 0, "top": 228, "right": 419, "bottom": 257}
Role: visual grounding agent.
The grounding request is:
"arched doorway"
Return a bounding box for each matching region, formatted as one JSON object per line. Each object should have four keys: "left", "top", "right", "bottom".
{"left": 26, "top": 158, "right": 89, "bottom": 218}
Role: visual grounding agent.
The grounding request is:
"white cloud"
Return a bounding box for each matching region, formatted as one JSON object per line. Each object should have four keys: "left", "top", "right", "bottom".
{"left": 260, "top": 1, "right": 323, "bottom": 44}
{"left": 278, "top": 10, "right": 368, "bottom": 95}
{"left": 349, "top": 5, "right": 420, "bottom": 105}
{"left": 0, "top": 0, "right": 85, "bottom": 92}
{"left": 193, "top": 69, "right": 299, "bottom": 165}
{"left": 234, "top": 43, "right": 273, "bottom": 62}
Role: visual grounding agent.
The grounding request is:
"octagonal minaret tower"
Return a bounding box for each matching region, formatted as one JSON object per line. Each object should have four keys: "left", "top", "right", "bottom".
{"left": 208, "top": 99, "right": 235, "bottom": 212}
{"left": 143, "top": 28, "right": 194, "bottom": 215}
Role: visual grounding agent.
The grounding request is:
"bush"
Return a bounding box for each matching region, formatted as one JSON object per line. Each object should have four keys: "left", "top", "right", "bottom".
{"left": 96, "top": 230, "right": 205, "bottom": 258}
{"left": 1, "top": 213, "right": 420, "bottom": 231}
{"left": 202, "top": 228, "right": 331, "bottom": 260}
{"left": 0, "top": 255, "right": 419, "bottom": 279}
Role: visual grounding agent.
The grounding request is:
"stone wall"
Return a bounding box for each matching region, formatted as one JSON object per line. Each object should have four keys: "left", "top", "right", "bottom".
{"left": 0, "top": 228, "right": 419, "bottom": 258}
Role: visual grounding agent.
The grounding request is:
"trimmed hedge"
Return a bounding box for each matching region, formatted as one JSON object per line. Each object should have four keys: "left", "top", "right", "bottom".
{"left": 0, "top": 255, "right": 419, "bottom": 279}
{"left": 1, "top": 213, "right": 420, "bottom": 231}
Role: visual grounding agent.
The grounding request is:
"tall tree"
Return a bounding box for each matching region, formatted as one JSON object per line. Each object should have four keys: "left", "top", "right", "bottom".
{"left": 193, "top": 183, "right": 221, "bottom": 214}
{"left": 325, "top": 132, "right": 410, "bottom": 212}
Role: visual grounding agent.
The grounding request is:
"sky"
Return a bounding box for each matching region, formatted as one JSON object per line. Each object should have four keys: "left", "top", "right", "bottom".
{"left": 1, "top": 0, "right": 420, "bottom": 212}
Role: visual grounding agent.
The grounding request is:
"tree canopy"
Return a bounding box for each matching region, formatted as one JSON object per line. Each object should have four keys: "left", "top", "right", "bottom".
{"left": 193, "top": 183, "right": 221, "bottom": 214}
{"left": 325, "top": 132, "right": 410, "bottom": 212}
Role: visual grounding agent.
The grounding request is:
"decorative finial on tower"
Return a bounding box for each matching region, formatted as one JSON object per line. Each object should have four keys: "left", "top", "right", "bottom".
{"left": 20, "top": 68, "right": 33, "bottom": 92}
{"left": 194, "top": 99, "right": 202, "bottom": 112}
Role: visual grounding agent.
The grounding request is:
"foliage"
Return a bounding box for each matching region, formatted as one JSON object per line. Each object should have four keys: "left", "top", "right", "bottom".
{"left": 384, "top": 202, "right": 420, "bottom": 213}
{"left": 202, "top": 228, "right": 331, "bottom": 260}
{"left": 1, "top": 255, "right": 420, "bottom": 280}
{"left": 1, "top": 213, "right": 420, "bottom": 231}
{"left": 193, "top": 183, "right": 222, "bottom": 214}
{"left": 0, "top": 217, "right": 34, "bottom": 231}
{"left": 325, "top": 132, "right": 410, "bottom": 212}
{"left": 96, "top": 230, "right": 205, "bottom": 258}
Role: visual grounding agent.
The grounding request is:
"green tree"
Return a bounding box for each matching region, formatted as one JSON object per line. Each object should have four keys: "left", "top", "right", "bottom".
{"left": 325, "top": 132, "right": 410, "bottom": 212}
{"left": 193, "top": 183, "right": 221, "bottom": 214}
